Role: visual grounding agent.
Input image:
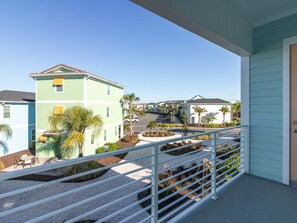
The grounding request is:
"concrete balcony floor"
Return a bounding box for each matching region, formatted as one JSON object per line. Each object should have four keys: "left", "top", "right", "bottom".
{"left": 178, "top": 174, "right": 297, "bottom": 223}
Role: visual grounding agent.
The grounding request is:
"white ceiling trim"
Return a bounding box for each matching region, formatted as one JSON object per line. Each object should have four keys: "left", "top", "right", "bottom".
{"left": 253, "top": 6, "right": 297, "bottom": 27}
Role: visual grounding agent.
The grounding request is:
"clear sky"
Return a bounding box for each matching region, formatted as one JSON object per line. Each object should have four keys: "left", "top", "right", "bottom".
{"left": 0, "top": 0, "right": 240, "bottom": 102}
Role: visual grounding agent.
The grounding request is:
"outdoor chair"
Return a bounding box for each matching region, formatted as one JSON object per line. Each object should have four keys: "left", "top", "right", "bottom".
{"left": 22, "top": 156, "right": 32, "bottom": 168}
{"left": 31, "top": 156, "right": 39, "bottom": 165}
{"left": 13, "top": 157, "right": 23, "bottom": 169}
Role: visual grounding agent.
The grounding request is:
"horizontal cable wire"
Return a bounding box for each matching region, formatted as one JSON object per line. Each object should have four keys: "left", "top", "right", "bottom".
{"left": 159, "top": 186, "right": 213, "bottom": 223}
{"left": 0, "top": 159, "right": 153, "bottom": 200}
{"left": 64, "top": 184, "right": 152, "bottom": 223}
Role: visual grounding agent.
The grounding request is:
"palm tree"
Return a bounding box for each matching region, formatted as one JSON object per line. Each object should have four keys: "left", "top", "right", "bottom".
{"left": 0, "top": 124, "right": 12, "bottom": 154}
{"left": 122, "top": 93, "right": 140, "bottom": 136}
{"left": 147, "top": 121, "right": 157, "bottom": 130}
{"left": 232, "top": 101, "right": 241, "bottom": 120}
{"left": 48, "top": 106, "right": 103, "bottom": 158}
{"left": 219, "top": 106, "right": 230, "bottom": 125}
{"left": 193, "top": 106, "right": 207, "bottom": 126}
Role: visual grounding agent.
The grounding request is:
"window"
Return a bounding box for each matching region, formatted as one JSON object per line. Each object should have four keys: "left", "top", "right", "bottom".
{"left": 104, "top": 130, "right": 107, "bottom": 141}
{"left": 115, "top": 126, "right": 117, "bottom": 136}
{"left": 31, "top": 130, "right": 36, "bottom": 141}
{"left": 3, "top": 106, "right": 10, "bottom": 119}
{"left": 91, "top": 133, "right": 95, "bottom": 145}
{"left": 107, "top": 84, "right": 110, "bottom": 95}
{"left": 107, "top": 107, "right": 110, "bottom": 117}
{"left": 56, "top": 85, "right": 63, "bottom": 92}
{"left": 53, "top": 77, "right": 64, "bottom": 92}
{"left": 53, "top": 106, "right": 64, "bottom": 115}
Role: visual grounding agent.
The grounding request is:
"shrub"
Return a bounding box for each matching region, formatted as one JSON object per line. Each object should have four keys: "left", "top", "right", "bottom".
{"left": 217, "top": 154, "right": 240, "bottom": 180}
{"left": 63, "top": 161, "right": 103, "bottom": 182}
{"left": 0, "top": 160, "right": 5, "bottom": 170}
{"left": 122, "top": 134, "right": 139, "bottom": 143}
{"left": 30, "top": 141, "right": 36, "bottom": 149}
{"left": 95, "top": 142, "right": 120, "bottom": 154}
{"left": 104, "top": 142, "right": 119, "bottom": 151}
{"left": 142, "top": 131, "right": 174, "bottom": 137}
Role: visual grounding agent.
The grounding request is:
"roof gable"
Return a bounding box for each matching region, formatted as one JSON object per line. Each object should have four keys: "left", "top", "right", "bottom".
{"left": 188, "top": 98, "right": 231, "bottom": 104}
{"left": 42, "top": 64, "right": 85, "bottom": 74}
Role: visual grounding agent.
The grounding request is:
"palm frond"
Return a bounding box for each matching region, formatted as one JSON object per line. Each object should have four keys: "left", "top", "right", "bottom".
{"left": 0, "top": 140, "right": 9, "bottom": 154}
{"left": 0, "top": 124, "right": 12, "bottom": 139}
{"left": 63, "top": 131, "right": 84, "bottom": 149}
{"left": 48, "top": 114, "right": 63, "bottom": 130}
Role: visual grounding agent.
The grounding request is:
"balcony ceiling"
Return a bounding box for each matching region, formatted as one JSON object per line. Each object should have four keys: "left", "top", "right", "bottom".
{"left": 131, "top": 0, "right": 297, "bottom": 56}
{"left": 226, "top": 0, "right": 297, "bottom": 27}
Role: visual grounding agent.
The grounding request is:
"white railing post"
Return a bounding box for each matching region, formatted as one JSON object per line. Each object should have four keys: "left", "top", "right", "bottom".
{"left": 151, "top": 145, "right": 159, "bottom": 223}
{"left": 241, "top": 125, "right": 249, "bottom": 173}
{"left": 211, "top": 132, "right": 218, "bottom": 200}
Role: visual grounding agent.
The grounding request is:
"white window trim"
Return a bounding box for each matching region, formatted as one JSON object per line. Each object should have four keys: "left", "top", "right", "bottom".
{"left": 282, "top": 36, "right": 297, "bottom": 185}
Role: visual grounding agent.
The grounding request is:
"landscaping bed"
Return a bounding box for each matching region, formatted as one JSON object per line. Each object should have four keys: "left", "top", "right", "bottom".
{"left": 142, "top": 131, "right": 174, "bottom": 137}
{"left": 160, "top": 141, "right": 204, "bottom": 156}
{"left": 6, "top": 139, "right": 140, "bottom": 182}
{"left": 138, "top": 160, "right": 212, "bottom": 218}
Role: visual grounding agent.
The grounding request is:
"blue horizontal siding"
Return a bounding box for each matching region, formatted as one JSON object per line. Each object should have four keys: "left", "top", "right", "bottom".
{"left": 250, "top": 13, "right": 297, "bottom": 183}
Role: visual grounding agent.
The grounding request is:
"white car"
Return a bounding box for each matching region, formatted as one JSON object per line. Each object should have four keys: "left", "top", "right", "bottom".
{"left": 124, "top": 118, "right": 139, "bottom": 123}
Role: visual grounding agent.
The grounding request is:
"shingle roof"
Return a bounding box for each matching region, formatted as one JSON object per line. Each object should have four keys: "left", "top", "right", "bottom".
{"left": 29, "top": 64, "right": 125, "bottom": 89}
{"left": 0, "top": 90, "right": 35, "bottom": 102}
{"left": 188, "top": 98, "right": 231, "bottom": 104}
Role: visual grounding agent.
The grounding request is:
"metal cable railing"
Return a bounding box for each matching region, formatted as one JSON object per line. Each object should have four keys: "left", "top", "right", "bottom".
{"left": 0, "top": 125, "right": 247, "bottom": 223}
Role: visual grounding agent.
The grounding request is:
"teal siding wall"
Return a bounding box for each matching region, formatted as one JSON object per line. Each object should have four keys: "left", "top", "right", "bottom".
{"left": 251, "top": 13, "right": 297, "bottom": 182}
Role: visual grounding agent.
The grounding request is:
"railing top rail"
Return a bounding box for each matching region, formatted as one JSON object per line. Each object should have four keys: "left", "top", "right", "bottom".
{"left": 0, "top": 125, "right": 247, "bottom": 181}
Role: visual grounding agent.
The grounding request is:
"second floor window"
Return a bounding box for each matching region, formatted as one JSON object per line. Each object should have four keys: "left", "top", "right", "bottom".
{"left": 3, "top": 106, "right": 10, "bottom": 119}
{"left": 56, "top": 85, "right": 63, "bottom": 92}
{"left": 107, "top": 107, "right": 110, "bottom": 117}
{"left": 104, "top": 130, "right": 107, "bottom": 141}
{"left": 107, "top": 84, "right": 110, "bottom": 95}
{"left": 53, "top": 77, "right": 64, "bottom": 93}
{"left": 91, "top": 133, "right": 95, "bottom": 145}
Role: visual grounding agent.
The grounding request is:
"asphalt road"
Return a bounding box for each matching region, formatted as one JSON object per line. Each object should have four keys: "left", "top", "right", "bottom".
{"left": 133, "top": 113, "right": 159, "bottom": 133}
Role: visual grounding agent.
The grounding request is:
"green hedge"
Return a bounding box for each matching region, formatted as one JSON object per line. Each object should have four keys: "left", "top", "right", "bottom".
{"left": 96, "top": 142, "right": 119, "bottom": 154}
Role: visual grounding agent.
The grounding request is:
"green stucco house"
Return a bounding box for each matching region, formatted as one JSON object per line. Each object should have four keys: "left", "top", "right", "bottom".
{"left": 30, "top": 64, "right": 124, "bottom": 158}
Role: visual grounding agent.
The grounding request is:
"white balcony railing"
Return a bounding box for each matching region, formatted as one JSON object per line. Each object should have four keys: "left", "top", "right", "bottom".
{"left": 0, "top": 125, "right": 248, "bottom": 223}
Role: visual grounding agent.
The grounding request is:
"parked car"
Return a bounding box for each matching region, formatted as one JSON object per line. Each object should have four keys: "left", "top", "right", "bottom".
{"left": 124, "top": 118, "right": 139, "bottom": 123}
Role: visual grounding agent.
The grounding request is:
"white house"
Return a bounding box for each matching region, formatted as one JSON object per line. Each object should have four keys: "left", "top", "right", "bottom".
{"left": 185, "top": 95, "right": 232, "bottom": 124}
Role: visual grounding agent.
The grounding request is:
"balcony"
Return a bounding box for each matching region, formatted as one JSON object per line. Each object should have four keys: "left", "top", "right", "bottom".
{"left": 177, "top": 174, "right": 297, "bottom": 223}
{"left": 0, "top": 126, "right": 247, "bottom": 222}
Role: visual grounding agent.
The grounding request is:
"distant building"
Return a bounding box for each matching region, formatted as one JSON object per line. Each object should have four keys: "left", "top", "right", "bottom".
{"left": 30, "top": 64, "right": 124, "bottom": 158}
{"left": 185, "top": 95, "right": 232, "bottom": 124}
{"left": 0, "top": 90, "right": 35, "bottom": 155}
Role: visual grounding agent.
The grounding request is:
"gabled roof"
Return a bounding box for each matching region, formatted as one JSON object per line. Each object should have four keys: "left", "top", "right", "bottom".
{"left": 188, "top": 98, "right": 231, "bottom": 104}
{"left": 0, "top": 90, "right": 35, "bottom": 102}
{"left": 190, "top": 95, "right": 204, "bottom": 100}
{"left": 29, "top": 64, "right": 125, "bottom": 89}
{"left": 41, "top": 64, "right": 86, "bottom": 74}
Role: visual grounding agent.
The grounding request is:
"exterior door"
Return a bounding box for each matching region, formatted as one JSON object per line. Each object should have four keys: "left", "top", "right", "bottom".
{"left": 191, "top": 117, "right": 195, "bottom": 124}
{"left": 290, "top": 44, "right": 297, "bottom": 182}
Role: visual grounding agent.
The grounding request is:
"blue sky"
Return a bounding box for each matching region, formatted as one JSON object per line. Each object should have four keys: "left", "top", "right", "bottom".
{"left": 0, "top": 0, "right": 240, "bottom": 102}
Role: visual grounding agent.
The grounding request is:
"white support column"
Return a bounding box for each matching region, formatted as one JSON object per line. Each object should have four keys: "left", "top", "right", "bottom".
{"left": 151, "top": 145, "right": 159, "bottom": 223}
{"left": 241, "top": 56, "right": 250, "bottom": 173}
{"left": 211, "top": 132, "right": 218, "bottom": 200}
